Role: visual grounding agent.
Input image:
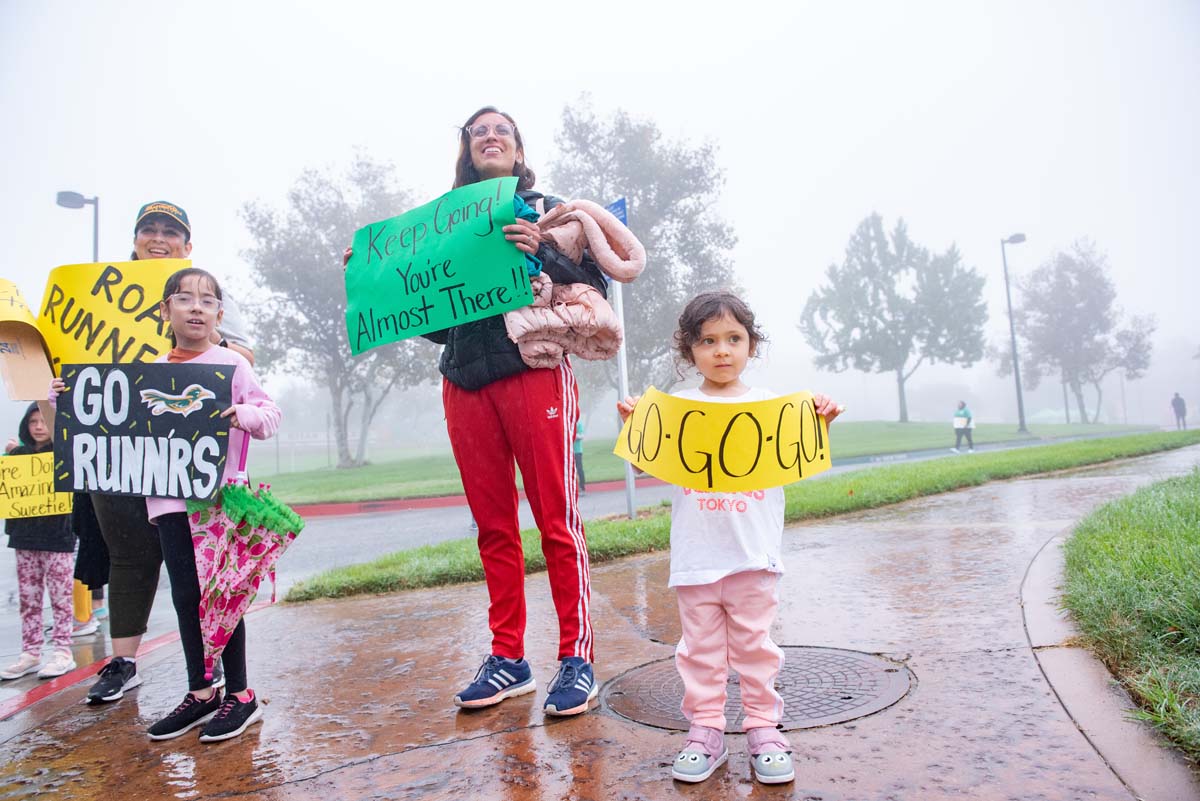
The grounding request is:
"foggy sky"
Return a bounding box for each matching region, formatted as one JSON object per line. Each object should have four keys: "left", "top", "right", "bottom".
{"left": 2, "top": 0, "right": 1197, "bottom": 434}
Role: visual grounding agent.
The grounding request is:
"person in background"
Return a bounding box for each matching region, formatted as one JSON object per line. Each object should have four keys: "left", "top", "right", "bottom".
{"left": 0, "top": 404, "right": 77, "bottom": 680}
{"left": 952, "top": 400, "right": 975, "bottom": 453}
{"left": 1171, "top": 392, "right": 1187, "bottom": 430}
{"left": 70, "top": 495, "right": 107, "bottom": 637}
{"left": 574, "top": 418, "right": 587, "bottom": 494}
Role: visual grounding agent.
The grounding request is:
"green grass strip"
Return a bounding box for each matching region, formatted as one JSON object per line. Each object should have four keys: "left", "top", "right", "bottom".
{"left": 1062, "top": 467, "right": 1200, "bottom": 763}
{"left": 261, "top": 422, "right": 1148, "bottom": 504}
{"left": 285, "top": 430, "right": 1200, "bottom": 602}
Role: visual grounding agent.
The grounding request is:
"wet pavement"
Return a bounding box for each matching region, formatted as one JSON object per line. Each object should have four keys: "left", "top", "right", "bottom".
{"left": 0, "top": 446, "right": 1198, "bottom": 800}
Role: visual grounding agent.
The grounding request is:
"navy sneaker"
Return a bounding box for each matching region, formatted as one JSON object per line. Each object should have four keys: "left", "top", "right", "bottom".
{"left": 454, "top": 655, "right": 536, "bottom": 709}
{"left": 543, "top": 656, "right": 598, "bottom": 716}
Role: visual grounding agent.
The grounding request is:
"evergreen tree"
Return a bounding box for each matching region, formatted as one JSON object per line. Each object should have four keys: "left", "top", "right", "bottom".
{"left": 800, "top": 214, "right": 987, "bottom": 421}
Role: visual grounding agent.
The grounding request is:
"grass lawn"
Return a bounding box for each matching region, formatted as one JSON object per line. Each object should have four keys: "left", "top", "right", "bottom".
{"left": 1062, "top": 468, "right": 1200, "bottom": 763}
{"left": 284, "top": 429, "right": 1200, "bottom": 602}
{"left": 261, "top": 421, "right": 1147, "bottom": 505}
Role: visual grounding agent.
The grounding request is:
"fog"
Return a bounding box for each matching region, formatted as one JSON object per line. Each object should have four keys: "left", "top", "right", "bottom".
{"left": 2, "top": 1, "right": 1196, "bottom": 447}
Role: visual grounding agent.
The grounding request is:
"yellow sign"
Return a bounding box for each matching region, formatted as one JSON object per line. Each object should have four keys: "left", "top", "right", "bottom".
{"left": 0, "top": 453, "right": 73, "bottom": 518}
{"left": 0, "top": 279, "right": 53, "bottom": 400}
{"left": 0, "top": 279, "right": 39, "bottom": 326}
{"left": 38, "top": 259, "right": 184, "bottom": 373}
{"left": 614, "top": 387, "right": 832, "bottom": 492}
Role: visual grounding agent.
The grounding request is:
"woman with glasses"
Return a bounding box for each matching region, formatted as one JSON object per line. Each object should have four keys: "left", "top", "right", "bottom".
{"left": 433, "top": 107, "right": 608, "bottom": 716}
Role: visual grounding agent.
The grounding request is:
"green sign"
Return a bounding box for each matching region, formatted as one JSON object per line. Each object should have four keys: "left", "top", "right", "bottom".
{"left": 344, "top": 177, "right": 533, "bottom": 355}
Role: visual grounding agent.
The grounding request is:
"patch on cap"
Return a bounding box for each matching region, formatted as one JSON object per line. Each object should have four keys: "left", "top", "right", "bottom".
{"left": 135, "top": 201, "right": 190, "bottom": 236}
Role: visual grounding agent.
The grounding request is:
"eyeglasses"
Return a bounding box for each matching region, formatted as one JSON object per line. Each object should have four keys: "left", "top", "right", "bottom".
{"left": 465, "top": 122, "right": 515, "bottom": 139}
{"left": 167, "top": 292, "right": 222, "bottom": 312}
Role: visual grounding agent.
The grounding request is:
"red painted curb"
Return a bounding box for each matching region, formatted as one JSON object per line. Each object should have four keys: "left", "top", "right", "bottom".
{"left": 291, "top": 476, "right": 665, "bottom": 518}
{"left": 0, "top": 600, "right": 275, "bottom": 721}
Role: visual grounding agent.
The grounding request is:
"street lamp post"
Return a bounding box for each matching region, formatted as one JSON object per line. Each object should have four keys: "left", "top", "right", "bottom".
{"left": 1000, "top": 233, "right": 1028, "bottom": 433}
{"left": 55, "top": 191, "right": 99, "bottom": 262}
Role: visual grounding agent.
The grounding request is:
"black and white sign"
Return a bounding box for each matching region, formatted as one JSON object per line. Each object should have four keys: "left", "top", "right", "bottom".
{"left": 53, "top": 362, "right": 233, "bottom": 500}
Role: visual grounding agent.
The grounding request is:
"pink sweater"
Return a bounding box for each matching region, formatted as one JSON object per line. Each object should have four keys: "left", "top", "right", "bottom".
{"left": 145, "top": 346, "right": 281, "bottom": 522}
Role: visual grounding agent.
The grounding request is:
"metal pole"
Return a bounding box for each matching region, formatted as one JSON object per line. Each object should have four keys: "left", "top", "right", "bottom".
{"left": 612, "top": 281, "right": 636, "bottom": 520}
{"left": 1001, "top": 240, "right": 1029, "bottom": 433}
{"left": 91, "top": 197, "right": 99, "bottom": 263}
{"left": 1062, "top": 377, "right": 1071, "bottom": 424}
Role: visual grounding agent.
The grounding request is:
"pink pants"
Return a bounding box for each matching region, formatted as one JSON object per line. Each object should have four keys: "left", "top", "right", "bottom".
{"left": 15, "top": 550, "right": 75, "bottom": 653}
{"left": 675, "top": 569, "right": 784, "bottom": 730}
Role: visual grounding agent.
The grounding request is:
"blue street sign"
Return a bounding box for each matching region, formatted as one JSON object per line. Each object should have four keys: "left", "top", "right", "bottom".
{"left": 606, "top": 197, "right": 628, "bottom": 225}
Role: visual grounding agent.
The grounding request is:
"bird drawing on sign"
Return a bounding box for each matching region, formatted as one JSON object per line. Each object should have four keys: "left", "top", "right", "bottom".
{"left": 139, "top": 384, "right": 216, "bottom": 417}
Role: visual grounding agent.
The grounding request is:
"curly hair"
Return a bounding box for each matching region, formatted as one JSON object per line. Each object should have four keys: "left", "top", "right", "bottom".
{"left": 674, "top": 291, "right": 767, "bottom": 368}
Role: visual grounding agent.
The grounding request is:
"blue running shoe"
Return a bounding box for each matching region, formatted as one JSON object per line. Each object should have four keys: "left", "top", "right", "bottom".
{"left": 453, "top": 655, "right": 536, "bottom": 708}
{"left": 543, "top": 656, "right": 598, "bottom": 716}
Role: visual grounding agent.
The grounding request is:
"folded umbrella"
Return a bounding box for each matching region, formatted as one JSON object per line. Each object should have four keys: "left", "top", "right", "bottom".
{"left": 187, "top": 435, "right": 304, "bottom": 681}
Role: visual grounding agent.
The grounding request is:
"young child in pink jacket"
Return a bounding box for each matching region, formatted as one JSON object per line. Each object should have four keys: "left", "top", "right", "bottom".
{"left": 618, "top": 291, "right": 842, "bottom": 785}
{"left": 50, "top": 266, "right": 281, "bottom": 744}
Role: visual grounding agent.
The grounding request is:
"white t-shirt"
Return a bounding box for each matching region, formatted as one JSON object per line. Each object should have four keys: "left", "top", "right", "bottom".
{"left": 668, "top": 386, "right": 786, "bottom": 587}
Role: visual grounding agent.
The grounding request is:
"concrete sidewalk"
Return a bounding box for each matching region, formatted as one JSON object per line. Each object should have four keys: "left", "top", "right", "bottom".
{"left": 1, "top": 447, "right": 1198, "bottom": 800}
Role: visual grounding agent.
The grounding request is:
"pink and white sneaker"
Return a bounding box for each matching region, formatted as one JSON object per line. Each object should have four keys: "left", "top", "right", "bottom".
{"left": 671, "top": 724, "right": 727, "bottom": 782}
{"left": 747, "top": 726, "right": 795, "bottom": 783}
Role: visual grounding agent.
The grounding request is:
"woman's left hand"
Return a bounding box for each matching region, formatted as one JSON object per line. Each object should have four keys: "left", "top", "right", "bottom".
{"left": 504, "top": 219, "right": 542, "bottom": 255}
{"left": 813, "top": 393, "right": 845, "bottom": 425}
{"left": 220, "top": 406, "right": 242, "bottom": 430}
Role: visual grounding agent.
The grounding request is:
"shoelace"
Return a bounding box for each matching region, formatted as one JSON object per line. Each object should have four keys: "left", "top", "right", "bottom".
{"left": 212, "top": 695, "right": 246, "bottom": 721}
{"left": 169, "top": 695, "right": 201, "bottom": 717}
{"left": 473, "top": 655, "right": 502, "bottom": 684}
{"left": 98, "top": 659, "right": 124, "bottom": 677}
{"left": 552, "top": 664, "right": 578, "bottom": 692}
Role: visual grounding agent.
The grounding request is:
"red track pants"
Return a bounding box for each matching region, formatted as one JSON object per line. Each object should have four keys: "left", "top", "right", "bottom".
{"left": 443, "top": 362, "right": 593, "bottom": 662}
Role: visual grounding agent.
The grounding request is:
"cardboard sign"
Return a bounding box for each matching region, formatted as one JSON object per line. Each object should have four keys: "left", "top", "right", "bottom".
{"left": 39, "top": 259, "right": 184, "bottom": 372}
{"left": 0, "top": 453, "right": 73, "bottom": 518}
{"left": 0, "top": 279, "right": 53, "bottom": 400}
{"left": 614, "top": 387, "right": 832, "bottom": 492}
{"left": 53, "top": 362, "right": 232, "bottom": 500}
{"left": 344, "top": 177, "right": 533, "bottom": 355}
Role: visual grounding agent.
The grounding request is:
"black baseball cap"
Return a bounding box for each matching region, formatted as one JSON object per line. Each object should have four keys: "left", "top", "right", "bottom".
{"left": 134, "top": 201, "right": 191, "bottom": 239}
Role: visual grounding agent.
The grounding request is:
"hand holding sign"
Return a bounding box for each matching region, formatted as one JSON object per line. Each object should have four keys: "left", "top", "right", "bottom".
{"left": 614, "top": 387, "right": 834, "bottom": 493}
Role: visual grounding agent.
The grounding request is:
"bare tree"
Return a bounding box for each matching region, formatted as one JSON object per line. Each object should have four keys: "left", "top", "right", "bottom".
{"left": 548, "top": 97, "right": 738, "bottom": 397}
{"left": 1001, "top": 241, "right": 1155, "bottom": 423}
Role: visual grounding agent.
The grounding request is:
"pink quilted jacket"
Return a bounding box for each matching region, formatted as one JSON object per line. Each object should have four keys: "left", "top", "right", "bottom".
{"left": 504, "top": 199, "right": 647, "bottom": 368}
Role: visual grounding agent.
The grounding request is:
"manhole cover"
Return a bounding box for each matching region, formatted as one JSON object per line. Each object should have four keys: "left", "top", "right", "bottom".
{"left": 602, "top": 646, "right": 911, "bottom": 733}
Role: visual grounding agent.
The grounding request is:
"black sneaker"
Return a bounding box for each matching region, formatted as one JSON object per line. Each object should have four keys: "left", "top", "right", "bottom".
{"left": 87, "top": 657, "right": 142, "bottom": 704}
{"left": 211, "top": 661, "right": 225, "bottom": 690}
{"left": 199, "top": 691, "right": 263, "bottom": 742}
{"left": 147, "top": 691, "right": 222, "bottom": 740}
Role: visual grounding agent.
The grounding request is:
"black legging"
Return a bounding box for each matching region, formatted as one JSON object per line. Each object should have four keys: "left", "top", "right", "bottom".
{"left": 157, "top": 512, "right": 247, "bottom": 694}
{"left": 90, "top": 494, "right": 161, "bottom": 639}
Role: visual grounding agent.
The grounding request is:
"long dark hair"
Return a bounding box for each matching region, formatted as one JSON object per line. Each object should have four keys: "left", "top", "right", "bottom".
{"left": 453, "top": 106, "right": 536, "bottom": 191}
{"left": 674, "top": 291, "right": 768, "bottom": 367}
{"left": 160, "top": 267, "right": 222, "bottom": 346}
